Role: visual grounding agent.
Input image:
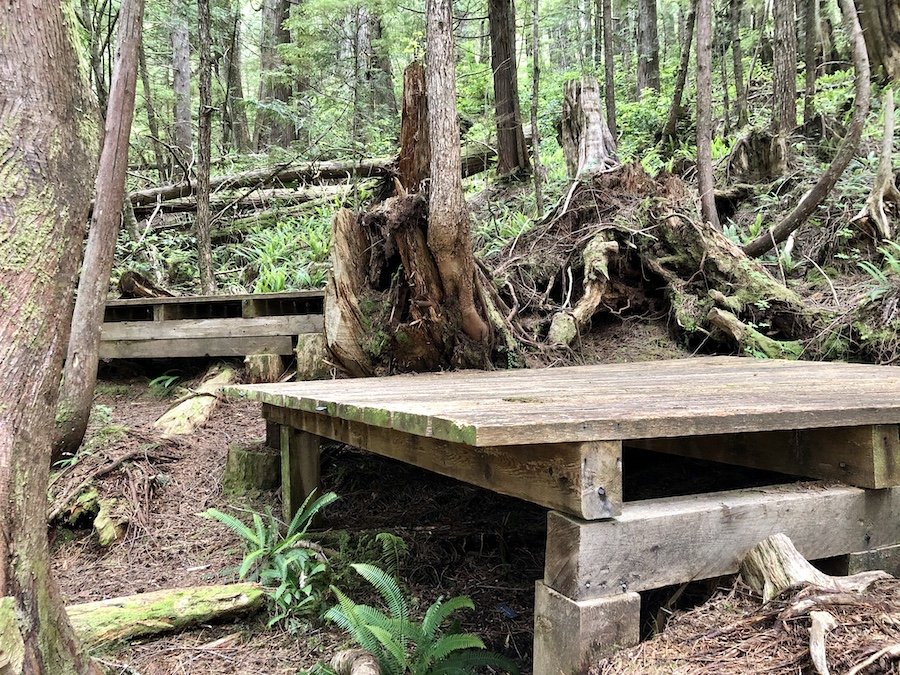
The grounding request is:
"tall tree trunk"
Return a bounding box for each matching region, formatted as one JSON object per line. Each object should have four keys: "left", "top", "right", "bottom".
{"left": 593, "top": 0, "right": 602, "bottom": 67}
{"left": 743, "top": 0, "right": 870, "bottom": 257}
{"left": 197, "top": 0, "right": 216, "bottom": 295}
{"left": 81, "top": 0, "right": 110, "bottom": 113}
{"left": 255, "top": 0, "right": 295, "bottom": 149}
{"left": 602, "top": 0, "right": 617, "bottom": 137}
{"left": 636, "top": 0, "right": 660, "bottom": 94}
{"left": 803, "top": 0, "right": 820, "bottom": 123}
{"left": 172, "top": 0, "right": 192, "bottom": 167}
{"left": 489, "top": 0, "right": 531, "bottom": 176}
{"left": 731, "top": 0, "right": 747, "bottom": 127}
{"left": 222, "top": 2, "right": 252, "bottom": 153}
{"left": 139, "top": 37, "right": 167, "bottom": 180}
{"left": 696, "top": 0, "right": 719, "bottom": 228}
{"left": 531, "top": 0, "right": 545, "bottom": 213}
{"left": 720, "top": 40, "right": 731, "bottom": 135}
{"left": 427, "top": 0, "right": 489, "bottom": 342}
{"left": 53, "top": 0, "right": 145, "bottom": 462}
{"left": 661, "top": 0, "right": 697, "bottom": 144}
{"left": 0, "top": 1, "right": 100, "bottom": 672}
{"left": 368, "top": 13, "right": 399, "bottom": 120}
{"left": 856, "top": 0, "right": 899, "bottom": 82}
{"left": 773, "top": 0, "right": 798, "bottom": 133}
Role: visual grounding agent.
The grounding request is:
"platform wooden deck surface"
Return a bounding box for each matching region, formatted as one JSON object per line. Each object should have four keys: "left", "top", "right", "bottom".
{"left": 229, "top": 357, "right": 900, "bottom": 446}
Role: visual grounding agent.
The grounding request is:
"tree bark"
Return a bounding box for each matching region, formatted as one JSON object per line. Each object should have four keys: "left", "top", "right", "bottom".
{"left": 561, "top": 77, "right": 618, "bottom": 178}
{"left": 636, "top": 0, "right": 660, "bottom": 94}
{"left": 427, "top": 0, "right": 490, "bottom": 342}
{"left": 222, "top": 2, "right": 252, "bottom": 153}
{"left": 661, "top": 0, "right": 697, "bottom": 144}
{"left": 531, "top": 0, "right": 545, "bottom": 213}
{"left": 772, "top": 0, "right": 798, "bottom": 133}
{"left": 397, "top": 62, "right": 430, "bottom": 191}
{"left": 852, "top": 87, "right": 900, "bottom": 240}
{"left": 803, "top": 0, "right": 820, "bottom": 123}
{"left": 743, "top": 0, "right": 870, "bottom": 257}
{"left": 489, "top": 0, "right": 531, "bottom": 176}
{"left": 696, "top": 0, "right": 720, "bottom": 228}
{"left": 368, "top": 13, "right": 398, "bottom": 120}
{"left": 172, "top": 0, "right": 193, "bottom": 167}
{"left": 602, "top": 0, "right": 617, "bottom": 137}
{"left": 139, "top": 37, "right": 167, "bottom": 181}
{"left": 53, "top": 0, "right": 145, "bottom": 462}
{"left": 857, "top": 0, "right": 900, "bottom": 82}
{"left": 730, "top": 0, "right": 747, "bottom": 128}
{"left": 196, "top": 0, "right": 216, "bottom": 295}
{"left": 255, "top": 0, "right": 295, "bottom": 149}
{"left": 0, "top": 0, "right": 99, "bottom": 671}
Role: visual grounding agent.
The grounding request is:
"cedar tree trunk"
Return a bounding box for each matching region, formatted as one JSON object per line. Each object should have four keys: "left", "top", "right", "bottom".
{"left": 636, "top": 0, "right": 660, "bottom": 94}
{"left": 255, "top": 0, "right": 295, "bottom": 149}
{"left": 53, "top": 0, "right": 146, "bottom": 462}
{"left": 172, "top": 0, "right": 193, "bottom": 166}
{"left": 602, "top": 0, "right": 617, "bottom": 137}
{"left": 696, "top": 0, "right": 720, "bottom": 227}
{"left": 772, "top": 0, "right": 798, "bottom": 133}
{"left": 197, "top": 0, "right": 217, "bottom": 295}
{"left": 0, "top": 1, "right": 100, "bottom": 672}
{"left": 489, "top": 0, "right": 531, "bottom": 176}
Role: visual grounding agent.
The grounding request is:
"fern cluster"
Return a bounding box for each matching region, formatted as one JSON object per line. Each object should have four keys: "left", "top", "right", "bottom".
{"left": 323, "top": 563, "right": 517, "bottom": 675}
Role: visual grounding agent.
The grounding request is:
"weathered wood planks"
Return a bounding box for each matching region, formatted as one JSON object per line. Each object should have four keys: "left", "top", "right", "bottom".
{"left": 230, "top": 357, "right": 900, "bottom": 446}
{"left": 263, "top": 404, "right": 623, "bottom": 520}
{"left": 544, "top": 482, "right": 900, "bottom": 601}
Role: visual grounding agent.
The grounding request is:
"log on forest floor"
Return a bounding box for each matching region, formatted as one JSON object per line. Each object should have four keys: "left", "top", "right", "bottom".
{"left": 153, "top": 364, "right": 236, "bottom": 436}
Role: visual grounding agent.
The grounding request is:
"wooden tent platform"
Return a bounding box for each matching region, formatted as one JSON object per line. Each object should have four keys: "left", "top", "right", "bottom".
{"left": 225, "top": 357, "right": 900, "bottom": 673}
{"left": 100, "top": 290, "right": 324, "bottom": 359}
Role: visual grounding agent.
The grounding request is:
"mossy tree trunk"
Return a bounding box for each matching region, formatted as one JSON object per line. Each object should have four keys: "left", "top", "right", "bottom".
{"left": 0, "top": 1, "right": 100, "bottom": 672}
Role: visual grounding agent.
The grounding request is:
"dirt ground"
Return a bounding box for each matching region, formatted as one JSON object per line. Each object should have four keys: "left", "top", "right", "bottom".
{"left": 51, "top": 370, "right": 544, "bottom": 675}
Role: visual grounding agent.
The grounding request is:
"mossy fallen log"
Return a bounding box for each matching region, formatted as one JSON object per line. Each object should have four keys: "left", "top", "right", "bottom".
{"left": 153, "top": 364, "right": 236, "bottom": 436}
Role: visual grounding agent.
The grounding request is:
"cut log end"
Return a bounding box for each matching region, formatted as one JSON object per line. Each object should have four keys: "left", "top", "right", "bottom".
{"left": 331, "top": 649, "right": 382, "bottom": 675}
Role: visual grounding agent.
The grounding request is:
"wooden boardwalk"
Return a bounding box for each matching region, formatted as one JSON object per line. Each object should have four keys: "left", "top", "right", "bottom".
{"left": 101, "top": 290, "right": 324, "bottom": 358}
{"left": 226, "top": 357, "right": 900, "bottom": 673}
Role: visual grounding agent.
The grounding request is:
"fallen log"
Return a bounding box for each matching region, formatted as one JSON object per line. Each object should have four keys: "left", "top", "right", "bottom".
{"left": 131, "top": 184, "right": 352, "bottom": 217}
{"left": 67, "top": 583, "right": 264, "bottom": 649}
{"left": 153, "top": 364, "right": 236, "bottom": 436}
{"left": 119, "top": 269, "right": 175, "bottom": 298}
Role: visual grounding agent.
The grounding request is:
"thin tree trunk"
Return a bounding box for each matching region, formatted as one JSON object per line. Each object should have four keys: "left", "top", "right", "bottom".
{"left": 531, "top": 0, "right": 545, "bottom": 213}
{"left": 602, "top": 0, "right": 617, "bottom": 137}
{"left": 53, "top": 0, "right": 145, "bottom": 461}
{"left": 139, "top": 37, "right": 167, "bottom": 180}
{"left": 593, "top": 0, "right": 602, "bottom": 67}
{"left": 426, "top": 0, "right": 489, "bottom": 342}
{"left": 223, "top": 3, "right": 251, "bottom": 153}
{"left": 0, "top": 0, "right": 100, "bottom": 671}
{"left": 803, "top": 0, "right": 820, "bottom": 123}
{"left": 489, "top": 0, "right": 531, "bottom": 176}
{"left": 731, "top": 0, "right": 747, "bottom": 127}
{"left": 721, "top": 41, "right": 731, "bottom": 135}
{"left": 773, "top": 0, "right": 798, "bottom": 133}
{"left": 197, "top": 0, "right": 216, "bottom": 295}
{"left": 857, "top": 0, "right": 900, "bottom": 82}
{"left": 369, "top": 13, "right": 399, "bottom": 120}
{"left": 661, "top": 0, "right": 697, "bottom": 144}
{"left": 636, "top": 0, "right": 660, "bottom": 94}
{"left": 172, "top": 0, "right": 192, "bottom": 167}
{"left": 696, "top": 0, "right": 719, "bottom": 228}
{"left": 743, "top": 0, "right": 870, "bottom": 257}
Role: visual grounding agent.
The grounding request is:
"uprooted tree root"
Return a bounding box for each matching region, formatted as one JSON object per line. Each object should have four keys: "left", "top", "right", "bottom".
{"left": 489, "top": 163, "right": 823, "bottom": 360}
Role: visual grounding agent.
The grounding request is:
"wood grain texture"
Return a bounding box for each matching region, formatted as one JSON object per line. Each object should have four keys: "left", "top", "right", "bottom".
{"left": 533, "top": 582, "right": 639, "bottom": 675}
{"left": 101, "top": 316, "right": 322, "bottom": 341}
{"left": 263, "top": 405, "right": 623, "bottom": 519}
{"left": 631, "top": 425, "right": 900, "bottom": 488}
{"left": 100, "top": 335, "right": 295, "bottom": 358}
{"left": 545, "top": 482, "right": 900, "bottom": 600}
{"left": 105, "top": 290, "right": 324, "bottom": 308}
{"left": 280, "top": 426, "right": 320, "bottom": 521}
{"left": 229, "top": 357, "right": 900, "bottom": 446}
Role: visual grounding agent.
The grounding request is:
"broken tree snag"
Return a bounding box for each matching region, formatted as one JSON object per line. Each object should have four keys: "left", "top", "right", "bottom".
{"left": 118, "top": 269, "right": 175, "bottom": 299}
{"left": 397, "top": 61, "right": 429, "bottom": 192}
{"left": 561, "top": 77, "right": 618, "bottom": 178}
{"left": 244, "top": 353, "right": 284, "bottom": 384}
{"left": 853, "top": 87, "right": 899, "bottom": 240}
{"left": 725, "top": 128, "right": 788, "bottom": 183}
{"left": 66, "top": 583, "right": 264, "bottom": 649}
{"left": 153, "top": 364, "right": 236, "bottom": 436}
{"left": 740, "top": 533, "right": 890, "bottom": 603}
{"left": 548, "top": 231, "right": 619, "bottom": 346}
{"left": 331, "top": 649, "right": 381, "bottom": 675}
{"left": 742, "top": 0, "right": 871, "bottom": 258}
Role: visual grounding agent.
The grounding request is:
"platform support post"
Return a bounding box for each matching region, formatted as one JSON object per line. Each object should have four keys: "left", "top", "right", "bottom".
{"left": 533, "top": 580, "right": 639, "bottom": 675}
{"left": 279, "top": 426, "right": 321, "bottom": 521}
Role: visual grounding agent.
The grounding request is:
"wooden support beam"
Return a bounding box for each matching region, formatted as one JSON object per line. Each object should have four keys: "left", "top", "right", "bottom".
{"left": 533, "top": 581, "right": 639, "bottom": 675}
{"left": 830, "top": 543, "right": 900, "bottom": 577}
{"left": 263, "top": 404, "right": 622, "bottom": 519}
{"left": 631, "top": 424, "right": 900, "bottom": 488}
{"left": 280, "top": 426, "right": 321, "bottom": 521}
{"left": 545, "top": 482, "right": 900, "bottom": 601}
{"left": 100, "top": 335, "right": 296, "bottom": 359}
{"left": 102, "top": 315, "right": 322, "bottom": 341}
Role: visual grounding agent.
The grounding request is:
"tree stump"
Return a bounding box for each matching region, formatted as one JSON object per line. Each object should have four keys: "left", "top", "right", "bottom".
{"left": 222, "top": 442, "right": 281, "bottom": 495}
{"left": 295, "top": 333, "right": 330, "bottom": 380}
{"left": 244, "top": 353, "right": 284, "bottom": 384}
{"left": 561, "top": 77, "right": 618, "bottom": 179}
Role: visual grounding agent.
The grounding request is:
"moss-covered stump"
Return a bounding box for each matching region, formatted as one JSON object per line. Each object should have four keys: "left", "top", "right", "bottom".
{"left": 66, "top": 583, "right": 264, "bottom": 649}
{"left": 295, "top": 333, "right": 331, "bottom": 380}
{"left": 94, "top": 497, "right": 129, "bottom": 547}
{"left": 223, "top": 443, "right": 281, "bottom": 496}
{"left": 244, "top": 353, "right": 284, "bottom": 384}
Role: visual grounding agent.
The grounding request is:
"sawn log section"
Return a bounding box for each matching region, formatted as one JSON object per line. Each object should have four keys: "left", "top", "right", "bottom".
{"left": 228, "top": 356, "right": 900, "bottom": 519}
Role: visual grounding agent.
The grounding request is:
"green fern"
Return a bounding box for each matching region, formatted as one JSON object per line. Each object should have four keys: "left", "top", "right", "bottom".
{"left": 375, "top": 532, "right": 410, "bottom": 578}
{"left": 323, "top": 564, "right": 518, "bottom": 675}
